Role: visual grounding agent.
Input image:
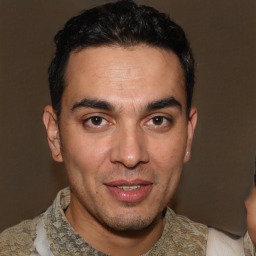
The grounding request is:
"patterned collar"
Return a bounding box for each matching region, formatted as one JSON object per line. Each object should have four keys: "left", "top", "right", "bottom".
{"left": 42, "top": 187, "right": 207, "bottom": 255}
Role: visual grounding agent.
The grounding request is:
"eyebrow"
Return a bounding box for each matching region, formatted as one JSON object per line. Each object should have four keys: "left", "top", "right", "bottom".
{"left": 71, "top": 96, "right": 182, "bottom": 113}
{"left": 71, "top": 98, "right": 113, "bottom": 112}
{"left": 146, "top": 97, "right": 182, "bottom": 112}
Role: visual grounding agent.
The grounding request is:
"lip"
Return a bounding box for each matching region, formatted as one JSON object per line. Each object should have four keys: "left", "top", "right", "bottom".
{"left": 104, "top": 179, "right": 153, "bottom": 203}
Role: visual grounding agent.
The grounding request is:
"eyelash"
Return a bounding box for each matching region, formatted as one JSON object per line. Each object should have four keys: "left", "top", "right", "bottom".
{"left": 82, "top": 116, "right": 110, "bottom": 128}
{"left": 144, "top": 115, "right": 173, "bottom": 128}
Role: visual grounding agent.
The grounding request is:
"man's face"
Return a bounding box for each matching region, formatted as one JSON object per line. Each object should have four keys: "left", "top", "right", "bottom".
{"left": 44, "top": 45, "right": 197, "bottom": 232}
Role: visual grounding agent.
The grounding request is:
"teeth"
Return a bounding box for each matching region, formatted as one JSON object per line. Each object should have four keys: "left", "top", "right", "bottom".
{"left": 117, "top": 186, "right": 141, "bottom": 191}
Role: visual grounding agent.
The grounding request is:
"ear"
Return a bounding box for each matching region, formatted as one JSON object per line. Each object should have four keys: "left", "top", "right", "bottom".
{"left": 183, "top": 107, "right": 198, "bottom": 163}
{"left": 42, "top": 105, "right": 63, "bottom": 162}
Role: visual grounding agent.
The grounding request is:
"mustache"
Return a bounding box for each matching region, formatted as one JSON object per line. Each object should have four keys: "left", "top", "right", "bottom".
{"left": 102, "top": 164, "right": 148, "bottom": 176}
{"left": 99, "top": 165, "right": 160, "bottom": 183}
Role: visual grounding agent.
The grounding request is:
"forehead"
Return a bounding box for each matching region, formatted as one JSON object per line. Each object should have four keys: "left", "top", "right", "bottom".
{"left": 63, "top": 45, "right": 186, "bottom": 111}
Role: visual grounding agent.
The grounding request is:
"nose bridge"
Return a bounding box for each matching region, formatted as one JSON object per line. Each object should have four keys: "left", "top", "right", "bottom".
{"left": 110, "top": 121, "right": 149, "bottom": 167}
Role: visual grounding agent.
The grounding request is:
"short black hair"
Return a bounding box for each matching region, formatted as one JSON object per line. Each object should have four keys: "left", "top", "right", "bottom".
{"left": 48, "top": 0, "right": 194, "bottom": 118}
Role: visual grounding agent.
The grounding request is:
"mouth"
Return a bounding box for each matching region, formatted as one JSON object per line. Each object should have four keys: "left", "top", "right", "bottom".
{"left": 104, "top": 179, "right": 153, "bottom": 203}
{"left": 117, "top": 185, "right": 142, "bottom": 191}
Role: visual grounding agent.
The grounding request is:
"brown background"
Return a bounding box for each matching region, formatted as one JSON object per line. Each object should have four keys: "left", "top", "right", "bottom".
{"left": 0, "top": 0, "right": 255, "bottom": 236}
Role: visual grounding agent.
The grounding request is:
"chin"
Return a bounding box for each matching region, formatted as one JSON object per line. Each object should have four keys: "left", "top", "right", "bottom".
{"left": 97, "top": 208, "right": 163, "bottom": 233}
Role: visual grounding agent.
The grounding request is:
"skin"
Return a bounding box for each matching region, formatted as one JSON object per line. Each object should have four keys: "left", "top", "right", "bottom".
{"left": 43, "top": 45, "right": 197, "bottom": 255}
{"left": 245, "top": 187, "right": 256, "bottom": 246}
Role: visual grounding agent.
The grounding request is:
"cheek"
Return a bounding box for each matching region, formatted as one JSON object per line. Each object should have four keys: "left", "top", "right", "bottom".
{"left": 61, "top": 129, "right": 112, "bottom": 175}
{"left": 148, "top": 132, "right": 187, "bottom": 168}
{"left": 147, "top": 130, "right": 187, "bottom": 198}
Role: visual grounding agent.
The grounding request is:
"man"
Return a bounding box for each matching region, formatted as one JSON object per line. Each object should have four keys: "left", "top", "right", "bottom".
{"left": 0, "top": 0, "right": 255, "bottom": 255}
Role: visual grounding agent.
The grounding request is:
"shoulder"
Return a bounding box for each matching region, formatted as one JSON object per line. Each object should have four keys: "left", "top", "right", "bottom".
{"left": 166, "top": 207, "right": 208, "bottom": 235}
{"left": 0, "top": 215, "right": 41, "bottom": 255}
{"left": 164, "top": 207, "right": 208, "bottom": 253}
{"left": 244, "top": 232, "right": 256, "bottom": 256}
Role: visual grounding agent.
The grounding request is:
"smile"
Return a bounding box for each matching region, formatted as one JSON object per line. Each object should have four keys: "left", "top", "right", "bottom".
{"left": 117, "top": 185, "right": 141, "bottom": 191}
{"left": 104, "top": 180, "right": 153, "bottom": 203}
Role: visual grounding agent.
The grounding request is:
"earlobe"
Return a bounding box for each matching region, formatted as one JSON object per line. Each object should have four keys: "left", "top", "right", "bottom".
{"left": 43, "top": 105, "right": 63, "bottom": 162}
{"left": 184, "top": 107, "right": 198, "bottom": 163}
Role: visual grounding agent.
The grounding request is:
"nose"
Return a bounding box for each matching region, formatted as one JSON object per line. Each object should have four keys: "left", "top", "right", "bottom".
{"left": 110, "top": 125, "right": 149, "bottom": 168}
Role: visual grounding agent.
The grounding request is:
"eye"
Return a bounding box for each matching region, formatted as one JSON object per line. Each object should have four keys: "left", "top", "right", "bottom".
{"left": 144, "top": 115, "right": 173, "bottom": 129}
{"left": 90, "top": 116, "right": 105, "bottom": 126}
{"left": 151, "top": 116, "right": 166, "bottom": 126}
{"left": 83, "top": 116, "right": 109, "bottom": 127}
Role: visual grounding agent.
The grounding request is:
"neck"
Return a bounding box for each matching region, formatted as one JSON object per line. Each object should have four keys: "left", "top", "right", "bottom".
{"left": 65, "top": 196, "right": 165, "bottom": 256}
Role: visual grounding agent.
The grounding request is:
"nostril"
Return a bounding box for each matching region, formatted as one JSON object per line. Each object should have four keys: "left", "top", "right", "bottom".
{"left": 122, "top": 161, "right": 143, "bottom": 170}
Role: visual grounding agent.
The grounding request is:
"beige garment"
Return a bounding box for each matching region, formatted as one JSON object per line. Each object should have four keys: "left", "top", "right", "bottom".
{"left": 0, "top": 187, "right": 253, "bottom": 255}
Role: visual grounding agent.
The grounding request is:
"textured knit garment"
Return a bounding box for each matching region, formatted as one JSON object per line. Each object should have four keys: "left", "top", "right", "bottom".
{"left": 0, "top": 187, "right": 254, "bottom": 256}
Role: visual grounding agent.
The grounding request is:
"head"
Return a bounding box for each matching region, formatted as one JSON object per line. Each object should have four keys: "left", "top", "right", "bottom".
{"left": 43, "top": 0, "right": 197, "bottom": 241}
{"left": 48, "top": 0, "right": 194, "bottom": 119}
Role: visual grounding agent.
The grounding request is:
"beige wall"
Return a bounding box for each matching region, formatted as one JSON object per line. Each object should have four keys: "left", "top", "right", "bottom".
{"left": 0, "top": 0, "right": 255, "bottom": 236}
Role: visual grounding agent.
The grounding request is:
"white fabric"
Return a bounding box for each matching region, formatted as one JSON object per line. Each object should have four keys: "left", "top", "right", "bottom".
{"left": 31, "top": 219, "right": 54, "bottom": 256}
{"left": 206, "top": 227, "right": 245, "bottom": 256}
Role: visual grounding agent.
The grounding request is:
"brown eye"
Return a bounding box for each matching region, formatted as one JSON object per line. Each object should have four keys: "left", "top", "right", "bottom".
{"left": 152, "top": 116, "right": 164, "bottom": 125}
{"left": 144, "top": 115, "right": 173, "bottom": 130}
{"left": 83, "top": 116, "right": 108, "bottom": 128}
{"left": 82, "top": 115, "right": 113, "bottom": 131}
{"left": 91, "top": 116, "right": 103, "bottom": 125}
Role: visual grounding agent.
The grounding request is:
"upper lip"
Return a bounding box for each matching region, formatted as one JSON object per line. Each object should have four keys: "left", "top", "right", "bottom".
{"left": 104, "top": 179, "right": 153, "bottom": 187}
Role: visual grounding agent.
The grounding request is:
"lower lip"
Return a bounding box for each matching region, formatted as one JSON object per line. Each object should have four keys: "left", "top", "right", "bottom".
{"left": 105, "top": 185, "right": 153, "bottom": 203}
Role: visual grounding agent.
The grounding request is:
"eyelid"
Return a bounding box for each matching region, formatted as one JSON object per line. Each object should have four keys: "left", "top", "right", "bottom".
{"left": 146, "top": 112, "right": 173, "bottom": 121}
{"left": 81, "top": 112, "right": 110, "bottom": 120}
{"left": 148, "top": 116, "right": 171, "bottom": 123}
{"left": 143, "top": 114, "right": 174, "bottom": 127}
{"left": 82, "top": 113, "right": 114, "bottom": 127}
{"left": 84, "top": 116, "right": 107, "bottom": 125}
